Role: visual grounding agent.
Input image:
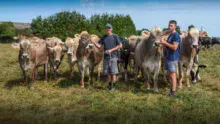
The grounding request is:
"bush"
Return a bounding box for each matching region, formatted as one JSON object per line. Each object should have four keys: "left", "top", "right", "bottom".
{"left": 89, "top": 13, "right": 136, "bottom": 37}
{"left": 31, "top": 11, "right": 137, "bottom": 40}
{"left": 15, "top": 28, "right": 34, "bottom": 37}
{"left": 0, "top": 22, "right": 16, "bottom": 39}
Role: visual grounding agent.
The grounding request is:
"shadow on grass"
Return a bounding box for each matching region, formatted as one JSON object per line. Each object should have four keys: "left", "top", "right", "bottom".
{"left": 4, "top": 78, "right": 24, "bottom": 89}
{"left": 113, "top": 72, "right": 169, "bottom": 93}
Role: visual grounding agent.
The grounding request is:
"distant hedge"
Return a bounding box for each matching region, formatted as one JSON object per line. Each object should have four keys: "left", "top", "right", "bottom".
{"left": 31, "top": 11, "right": 137, "bottom": 40}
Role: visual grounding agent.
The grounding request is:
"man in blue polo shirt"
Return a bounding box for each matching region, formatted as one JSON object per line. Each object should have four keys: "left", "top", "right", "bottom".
{"left": 92, "top": 23, "right": 122, "bottom": 91}
{"left": 160, "top": 20, "right": 180, "bottom": 96}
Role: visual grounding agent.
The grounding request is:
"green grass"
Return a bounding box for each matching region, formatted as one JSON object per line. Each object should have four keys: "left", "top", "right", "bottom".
{"left": 0, "top": 44, "right": 220, "bottom": 124}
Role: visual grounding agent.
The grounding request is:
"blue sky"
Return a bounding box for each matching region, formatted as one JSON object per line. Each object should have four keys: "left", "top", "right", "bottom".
{"left": 0, "top": 0, "right": 220, "bottom": 36}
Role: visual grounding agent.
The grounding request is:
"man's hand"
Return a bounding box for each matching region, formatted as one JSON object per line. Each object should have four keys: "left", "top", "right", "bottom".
{"left": 160, "top": 38, "right": 166, "bottom": 45}
{"left": 106, "top": 49, "right": 112, "bottom": 54}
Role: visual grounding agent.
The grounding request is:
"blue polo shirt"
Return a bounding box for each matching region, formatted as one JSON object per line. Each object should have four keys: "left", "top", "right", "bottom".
{"left": 165, "top": 32, "right": 180, "bottom": 61}
{"left": 98, "top": 34, "right": 121, "bottom": 58}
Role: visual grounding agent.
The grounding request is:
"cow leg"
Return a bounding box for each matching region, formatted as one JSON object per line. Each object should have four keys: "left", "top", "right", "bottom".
{"left": 69, "top": 62, "right": 73, "bottom": 79}
{"left": 124, "top": 60, "right": 128, "bottom": 82}
{"left": 34, "top": 67, "right": 38, "bottom": 81}
{"left": 197, "top": 73, "right": 201, "bottom": 81}
{"left": 53, "top": 66, "right": 58, "bottom": 80}
{"left": 124, "top": 53, "right": 130, "bottom": 82}
{"left": 44, "top": 64, "right": 48, "bottom": 82}
{"left": 89, "top": 66, "right": 94, "bottom": 85}
{"left": 186, "top": 66, "right": 192, "bottom": 87}
{"left": 178, "top": 61, "right": 184, "bottom": 89}
{"left": 134, "top": 66, "right": 139, "bottom": 82}
{"left": 29, "top": 67, "right": 36, "bottom": 89}
{"left": 97, "top": 62, "right": 102, "bottom": 81}
{"left": 161, "top": 58, "right": 167, "bottom": 82}
{"left": 56, "top": 54, "right": 64, "bottom": 69}
{"left": 153, "top": 65, "right": 160, "bottom": 92}
{"left": 22, "top": 69, "right": 28, "bottom": 85}
{"left": 144, "top": 69, "right": 150, "bottom": 90}
{"left": 78, "top": 63, "right": 85, "bottom": 88}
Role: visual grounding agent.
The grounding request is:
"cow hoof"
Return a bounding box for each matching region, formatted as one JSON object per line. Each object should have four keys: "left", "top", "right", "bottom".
{"left": 154, "top": 90, "right": 159, "bottom": 93}
{"left": 187, "top": 85, "right": 191, "bottom": 88}
{"left": 192, "top": 80, "right": 197, "bottom": 83}
{"left": 178, "top": 86, "right": 182, "bottom": 89}
{"left": 81, "top": 85, "right": 85, "bottom": 88}
{"left": 29, "top": 86, "right": 34, "bottom": 90}
{"left": 44, "top": 80, "right": 47, "bottom": 83}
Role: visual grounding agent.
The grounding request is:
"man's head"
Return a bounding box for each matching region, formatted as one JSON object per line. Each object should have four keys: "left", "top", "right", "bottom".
{"left": 168, "top": 20, "right": 177, "bottom": 32}
{"left": 105, "top": 23, "right": 113, "bottom": 35}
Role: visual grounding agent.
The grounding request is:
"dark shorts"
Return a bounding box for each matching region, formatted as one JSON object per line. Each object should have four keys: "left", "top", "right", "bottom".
{"left": 165, "top": 60, "right": 178, "bottom": 72}
{"left": 103, "top": 57, "right": 119, "bottom": 75}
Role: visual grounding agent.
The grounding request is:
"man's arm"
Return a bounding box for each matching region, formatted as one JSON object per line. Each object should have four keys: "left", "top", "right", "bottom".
{"left": 93, "top": 42, "right": 102, "bottom": 49}
{"left": 107, "top": 43, "right": 122, "bottom": 53}
{"left": 160, "top": 38, "right": 179, "bottom": 51}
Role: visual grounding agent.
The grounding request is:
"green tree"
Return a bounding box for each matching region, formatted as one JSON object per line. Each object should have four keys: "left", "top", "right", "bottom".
{"left": 31, "top": 11, "right": 88, "bottom": 40}
{"left": 162, "top": 25, "right": 181, "bottom": 34}
{"left": 15, "top": 28, "right": 33, "bottom": 37}
{"left": 0, "top": 22, "right": 16, "bottom": 39}
{"left": 89, "top": 13, "right": 136, "bottom": 37}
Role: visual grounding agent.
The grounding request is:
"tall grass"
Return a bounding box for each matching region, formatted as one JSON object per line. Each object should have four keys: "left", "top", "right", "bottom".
{"left": 0, "top": 44, "right": 220, "bottom": 124}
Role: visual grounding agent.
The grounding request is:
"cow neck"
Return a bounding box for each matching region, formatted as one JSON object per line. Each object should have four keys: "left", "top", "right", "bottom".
{"left": 185, "top": 35, "right": 197, "bottom": 59}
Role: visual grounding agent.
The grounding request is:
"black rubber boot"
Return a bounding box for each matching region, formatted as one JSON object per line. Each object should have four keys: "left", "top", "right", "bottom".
{"left": 107, "top": 82, "right": 112, "bottom": 90}
{"left": 111, "top": 83, "right": 116, "bottom": 91}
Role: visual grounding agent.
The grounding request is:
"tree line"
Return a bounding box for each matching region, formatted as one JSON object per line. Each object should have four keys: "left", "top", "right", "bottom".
{"left": 31, "top": 11, "right": 136, "bottom": 40}
{"left": 0, "top": 10, "right": 198, "bottom": 42}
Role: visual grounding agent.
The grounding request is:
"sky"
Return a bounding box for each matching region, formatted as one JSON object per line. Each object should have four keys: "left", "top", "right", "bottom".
{"left": 0, "top": 0, "right": 220, "bottom": 36}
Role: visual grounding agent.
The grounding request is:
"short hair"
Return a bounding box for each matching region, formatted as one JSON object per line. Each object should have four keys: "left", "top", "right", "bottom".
{"left": 169, "top": 20, "right": 177, "bottom": 25}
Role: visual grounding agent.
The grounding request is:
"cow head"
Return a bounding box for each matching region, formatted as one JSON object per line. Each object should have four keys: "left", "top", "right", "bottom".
{"left": 188, "top": 28, "right": 200, "bottom": 47}
{"left": 152, "top": 27, "right": 163, "bottom": 45}
{"left": 19, "top": 39, "right": 31, "bottom": 70}
{"left": 48, "top": 42, "right": 65, "bottom": 64}
{"left": 79, "top": 32, "right": 92, "bottom": 50}
{"left": 20, "top": 39, "right": 31, "bottom": 59}
{"left": 65, "top": 37, "right": 79, "bottom": 56}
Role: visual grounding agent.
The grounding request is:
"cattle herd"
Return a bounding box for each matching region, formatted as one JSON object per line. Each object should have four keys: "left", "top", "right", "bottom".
{"left": 11, "top": 27, "right": 220, "bottom": 91}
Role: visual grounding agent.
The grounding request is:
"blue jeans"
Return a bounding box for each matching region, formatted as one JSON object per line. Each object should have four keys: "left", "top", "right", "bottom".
{"left": 165, "top": 60, "right": 178, "bottom": 72}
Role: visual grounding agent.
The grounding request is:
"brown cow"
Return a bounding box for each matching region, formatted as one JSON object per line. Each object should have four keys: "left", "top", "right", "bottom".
{"left": 46, "top": 37, "right": 65, "bottom": 79}
{"left": 134, "top": 27, "right": 168, "bottom": 92}
{"left": 76, "top": 31, "right": 103, "bottom": 88}
{"left": 178, "top": 28, "right": 207, "bottom": 88}
{"left": 65, "top": 35, "right": 80, "bottom": 79}
{"left": 12, "top": 35, "right": 48, "bottom": 88}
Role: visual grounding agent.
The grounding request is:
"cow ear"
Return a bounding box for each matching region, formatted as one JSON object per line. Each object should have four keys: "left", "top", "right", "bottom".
{"left": 11, "top": 43, "right": 20, "bottom": 49}
{"left": 74, "top": 34, "right": 80, "bottom": 39}
{"left": 162, "top": 30, "right": 170, "bottom": 36}
{"left": 181, "top": 31, "right": 188, "bottom": 38}
{"left": 200, "top": 31, "right": 207, "bottom": 37}
{"left": 47, "top": 47, "right": 54, "bottom": 52}
{"left": 62, "top": 46, "right": 67, "bottom": 52}
{"left": 141, "top": 30, "right": 150, "bottom": 37}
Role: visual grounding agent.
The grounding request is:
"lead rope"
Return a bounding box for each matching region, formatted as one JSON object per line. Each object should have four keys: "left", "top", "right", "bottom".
{"left": 105, "top": 51, "right": 112, "bottom": 67}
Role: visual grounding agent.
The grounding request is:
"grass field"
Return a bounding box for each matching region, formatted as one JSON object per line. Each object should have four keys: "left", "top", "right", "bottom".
{"left": 0, "top": 43, "right": 220, "bottom": 124}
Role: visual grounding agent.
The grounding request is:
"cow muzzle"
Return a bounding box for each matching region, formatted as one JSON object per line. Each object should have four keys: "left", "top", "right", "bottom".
{"left": 86, "top": 44, "right": 94, "bottom": 49}
{"left": 55, "top": 59, "right": 60, "bottom": 63}
{"left": 67, "top": 52, "right": 73, "bottom": 55}
{"left": 22, "top": 53, "right": 29, "bottom": 59}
